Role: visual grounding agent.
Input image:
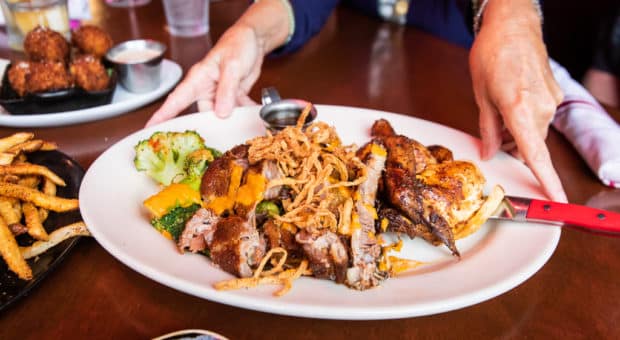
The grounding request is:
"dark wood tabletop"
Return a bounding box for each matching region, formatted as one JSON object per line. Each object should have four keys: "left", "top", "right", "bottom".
{"left": 1, "top": 1, "right": 619, "bottom": 339}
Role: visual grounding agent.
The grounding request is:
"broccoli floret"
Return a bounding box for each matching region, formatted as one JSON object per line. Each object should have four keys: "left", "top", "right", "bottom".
{"left": 180, "top": 148, "right": 215, "bottom": 190}
{"left": 134, "top": 130, "right": 220, "bottom": 189}
{"left": 151, "top": 203, "right": 201, "bottom": 241}
{"left": 206, "top": 147, "right": 222, "bottom": 159}
{"left": 256, "top": 200, "right": 281, "bottom": 217}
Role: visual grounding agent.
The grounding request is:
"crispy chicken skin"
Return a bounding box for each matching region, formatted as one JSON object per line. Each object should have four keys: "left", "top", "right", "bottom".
{"left": 200, "top": 144, "right": 249, "bottom": 209}
{"left": 185, "top": 144, "right": 269, "bottom": 278}
{"left": 371, "top": 119, "right": 459, "bottom": 255}
{"left": 23, "top": 26, "right": 69, "bottom": 63}
{"left": 371, "top": 119, "right": 489, "bottom": 256}
{"left": 377, "top": 206, "right": 439, "bottom": 244}
{"left": 427, "top": 145, "right": 453, "bottom": 163}
{"left": 71, "top": 25, "right": 113, "bottom": 58}
{"left": 263, "top": 219, "right": 302, "bottom": 257}
{"left": 209, "top": 216, "right": 266, "bottom": 278}
{"left": 69, "top": 54, "right": 111, "bottom": 91}
{"left": 416, "top": 161, "right": 486, "bottom": 230}
{"left": 24, "top": 61, "right": 73, "bottom": 94}
{"left": 371, "top": 119, "right": 437, "bottom": 173}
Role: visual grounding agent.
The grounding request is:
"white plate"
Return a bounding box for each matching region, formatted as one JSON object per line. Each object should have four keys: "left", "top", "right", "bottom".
{"left": 0, "top": 59, "right": 182, "bottom": 128}
{"left": 80, "top": 106, "right": 560, "bottom": 320}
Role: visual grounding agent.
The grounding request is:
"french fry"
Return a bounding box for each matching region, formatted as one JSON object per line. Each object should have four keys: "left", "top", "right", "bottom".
{"left": 0, "top": 132, "right": 86, "bottom": 281}
{"left": 39, "top": 178, "right": 56, "bottom": 222}
{"left": 17, "top": 174, "right": 40, "bottom": 188}
{"left": 0, "top": 197, "right": 20, "bottom": 225}
{"left": 2, "top": 164, "right": 65, "bottom": 186}
{"left": 40, "top": 141, "right": 58, "bottom": 151}
{"left": 0, "top": 153, "right": 15, "bottom": 165}
{"left": 0, "top": 216, "right": 32, "bottom": 280}
{"left": 15, "top": 153, "right": 27, "bottom": 163}
{"left": 11, "top": 197, "right": 22, "bottom": 223}
{"left": 21, "top": 221, "right": 90, "bottom": 260}
{"left": 6, "top": 139, "right": 43, "bottom": 155}
{"left": 0, "top": 182, "right": 78, "bottom": 212}
{"left": 0, "top": 174, "right": 20, "bottom": 183}
{"left": 23, "top": 202, "right": 48, "bottom": 241}
{"left": 0, "top": 132, "right": 33, "bottom": 153}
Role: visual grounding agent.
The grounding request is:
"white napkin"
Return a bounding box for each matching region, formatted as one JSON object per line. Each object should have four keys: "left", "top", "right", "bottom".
{"left": 550, "top": 58, "right": 620, "bottom": 188}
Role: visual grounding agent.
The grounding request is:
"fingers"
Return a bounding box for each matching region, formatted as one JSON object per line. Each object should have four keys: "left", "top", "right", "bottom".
{"left": 478, "top": 100, "right": 503, "bottom": 160}
{"left": 146, "top": 64, "right": 212, "bottom": 127}
{"left": 197, "top": 99, "right": 213, "bottom": 113}
{"left": 512, "top": 128, "right": 567, "bottom": 202}
{"left": 545, "top": 61, "right": 565, "bottom": 105}
{"left": 236, "top": 93, "right": 256, "bottom": 106}
{"left": 503, "top": 101, "right": 567, "bottom": 202}
{"left": 214, "top": 59, "right": 243, "bottom": 118}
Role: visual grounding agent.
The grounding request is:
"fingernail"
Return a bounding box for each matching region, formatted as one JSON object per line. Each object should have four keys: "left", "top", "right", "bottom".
{"left": 214, "top": 110, "right": 231, "bottom": 119}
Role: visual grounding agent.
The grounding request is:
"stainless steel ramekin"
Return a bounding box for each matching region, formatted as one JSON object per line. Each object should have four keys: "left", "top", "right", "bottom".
{"left": 105, "top": 39, "right": 166, "bottom": 93}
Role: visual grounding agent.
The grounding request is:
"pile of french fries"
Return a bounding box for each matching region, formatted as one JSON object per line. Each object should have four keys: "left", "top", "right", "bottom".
{"left": 0, "top": 132, "right": 89, "bottom": 280}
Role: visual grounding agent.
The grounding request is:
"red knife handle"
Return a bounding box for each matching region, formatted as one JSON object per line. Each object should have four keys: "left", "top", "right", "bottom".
{"left": 527, "top": 199, "right": 620, "bottom": 234}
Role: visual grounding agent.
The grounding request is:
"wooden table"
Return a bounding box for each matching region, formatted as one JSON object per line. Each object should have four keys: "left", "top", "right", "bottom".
{"left": 1, "top": 1, "right": 619, "bottom": 338}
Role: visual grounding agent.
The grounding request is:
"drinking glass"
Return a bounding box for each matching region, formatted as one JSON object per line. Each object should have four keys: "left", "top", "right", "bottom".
{"left": 105, "top": 0, "right": 151, "bottom": 8}
{"left": 0, "top": 0, "right": 70, "bottom": 51}
{"left": 162, "top": 0, "right": 209, "bottom": 37}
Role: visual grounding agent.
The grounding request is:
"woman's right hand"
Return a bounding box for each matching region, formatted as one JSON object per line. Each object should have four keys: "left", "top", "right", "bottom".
{"left": 146, "top": 24, "right": 265, "bottom": 126}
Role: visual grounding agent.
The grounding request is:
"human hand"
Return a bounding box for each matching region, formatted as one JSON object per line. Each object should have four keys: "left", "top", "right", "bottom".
{"left": 146, "top": 24, "right": 263, "bottom": 127}
{"left": 469, "top": 2, "right": 566, "bottom": 202}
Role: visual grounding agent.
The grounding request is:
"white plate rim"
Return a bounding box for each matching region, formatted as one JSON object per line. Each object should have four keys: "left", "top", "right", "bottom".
{"left": 0, "top": 59, "right": 182, "bottom": 128}
{"left": 80, "top": 105, "right": 561, "bottom": 320}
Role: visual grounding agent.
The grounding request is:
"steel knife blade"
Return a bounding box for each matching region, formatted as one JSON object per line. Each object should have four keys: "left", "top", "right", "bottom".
{"left": 490, "top": 196, "right": 620, "bottom": 235}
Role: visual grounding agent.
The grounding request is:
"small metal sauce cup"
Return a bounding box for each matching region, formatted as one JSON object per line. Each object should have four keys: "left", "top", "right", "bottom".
{"left": 105, "top": 39, "right": 166, "bottom": 93}
{"left": 259, "top": 87, "right": 317, "bottom": 133}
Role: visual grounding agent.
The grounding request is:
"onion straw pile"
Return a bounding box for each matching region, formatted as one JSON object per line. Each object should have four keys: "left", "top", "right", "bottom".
{"left": 247, "top": 108, "right": 366, "bottom": 233}
{"left": 214, "top": 108, "right": 370, "bottom": 294}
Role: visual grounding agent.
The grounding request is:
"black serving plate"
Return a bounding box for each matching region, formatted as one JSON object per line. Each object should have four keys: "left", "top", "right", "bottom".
{"left": 0, "top": 63, "right": 116, "bottom": 115}
{"left": 0, "top": 150, "right": 84, "bottom": 311}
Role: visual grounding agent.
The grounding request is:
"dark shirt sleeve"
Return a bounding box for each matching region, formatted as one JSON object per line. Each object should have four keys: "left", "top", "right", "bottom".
{"left": 343, "top": 0, "right": 473, "bottom": 48}
{"left": 271, "top": 0, "right": 341, "bottom": 56}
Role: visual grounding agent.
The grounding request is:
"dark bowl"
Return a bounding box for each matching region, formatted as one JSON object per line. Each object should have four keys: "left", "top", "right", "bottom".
{"left": 0, "top": 63, "right": 117, "bottom": 115}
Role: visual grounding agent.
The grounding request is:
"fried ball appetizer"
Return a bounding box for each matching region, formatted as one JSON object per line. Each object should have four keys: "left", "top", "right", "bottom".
{"left": 25, "top": 61, "right": 73, "bottom": 94}
{"left": 23, "top": 26, "right": 70, "bottom": 63}
{"left": 71, "top": 25, "right": 113, "bottom": 58}
{"left": 7, "top": 61, "right": 32, "bottom": 97}
{"left": 69, "top": 54, "right": 111, "bottom": 92}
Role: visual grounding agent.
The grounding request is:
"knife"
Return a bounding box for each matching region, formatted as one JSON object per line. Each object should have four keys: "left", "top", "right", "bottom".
{"left": 491, "top": 196, "right": 620, "bottom": 235}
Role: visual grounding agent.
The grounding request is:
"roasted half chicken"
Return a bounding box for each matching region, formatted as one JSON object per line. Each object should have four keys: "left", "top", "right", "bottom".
{"left": 372, "top": 119, "right": 504, "bottom": 256}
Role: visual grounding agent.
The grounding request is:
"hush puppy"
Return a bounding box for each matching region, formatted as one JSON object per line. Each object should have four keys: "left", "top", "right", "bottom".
{"left": 71, "top": 25, "right": 113, "bottom": 58}
{"left": 70, "top": 54, "right": 111, "bottom": 92}
{"left": 7, "top": 61, "right": 32, "bottom": 97}
{"left": 23, "top": 26, "right": 70, "bottom": 63}
{"left": 25, "top": 61, "right": 73, "bottom": 94}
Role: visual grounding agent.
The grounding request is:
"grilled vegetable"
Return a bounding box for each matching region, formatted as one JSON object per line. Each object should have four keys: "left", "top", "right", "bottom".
{"left": 134, "top": 130, "right": 220, "bottom": 190}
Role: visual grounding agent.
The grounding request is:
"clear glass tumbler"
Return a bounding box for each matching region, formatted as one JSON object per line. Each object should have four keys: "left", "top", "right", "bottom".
{"left": 105, "top": 0, "right": 151, "bottom": 8}
{"left": 162, "top": 0, "right": 209, "bottom": 37}
{"left": 0, "top": 0, "right": 70, "bottom": 51}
